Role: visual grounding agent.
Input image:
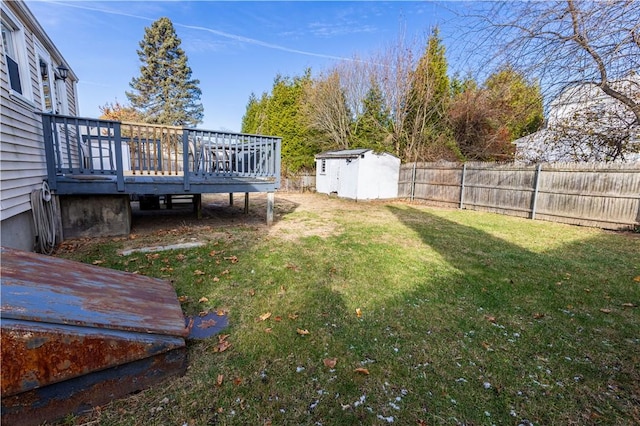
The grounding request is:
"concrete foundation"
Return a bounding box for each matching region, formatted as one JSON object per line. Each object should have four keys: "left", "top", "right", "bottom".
{"left": 0, "top": 211, "right": 36, "bottom": 252}
{"left": 59, "top": 195, "right": 131, "bottom": 239}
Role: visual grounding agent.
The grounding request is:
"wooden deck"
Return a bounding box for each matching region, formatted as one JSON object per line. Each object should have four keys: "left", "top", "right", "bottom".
{"left": 41, "top": 114, "right": 281, "bottom": 196}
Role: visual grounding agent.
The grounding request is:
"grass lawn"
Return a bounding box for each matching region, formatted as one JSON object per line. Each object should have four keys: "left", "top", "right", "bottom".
{"left": 54, "top": 193, "right": 639, "bottom": 425}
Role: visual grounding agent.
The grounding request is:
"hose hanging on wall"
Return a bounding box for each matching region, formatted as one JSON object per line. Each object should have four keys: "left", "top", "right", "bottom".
{"left": 31, "top": 181, "right": 57, "bottom": 255}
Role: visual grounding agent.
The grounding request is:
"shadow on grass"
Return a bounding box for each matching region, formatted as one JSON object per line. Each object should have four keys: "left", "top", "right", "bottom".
{"left": 130, "top": 192, "right": 300, "bottom": 234}
{"left": 384, "top": 204, "right": 640, "bottom": 424}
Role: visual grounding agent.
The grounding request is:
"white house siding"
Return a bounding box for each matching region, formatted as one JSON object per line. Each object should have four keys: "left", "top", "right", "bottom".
{"left": 514, "top": 75, "right": 640, "bottom": 163}
{"left": 1, "top": 0, "right": 77, "bottom": 250}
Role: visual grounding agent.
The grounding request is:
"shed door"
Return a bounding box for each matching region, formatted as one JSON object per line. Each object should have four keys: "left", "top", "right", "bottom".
{"left": 328, "top": 161, "right": 339, "bottom": 193}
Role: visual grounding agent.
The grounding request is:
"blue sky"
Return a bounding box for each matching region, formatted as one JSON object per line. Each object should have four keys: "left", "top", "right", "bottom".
{"left": 27, "top": 1, "right": 467, "bottom": 132}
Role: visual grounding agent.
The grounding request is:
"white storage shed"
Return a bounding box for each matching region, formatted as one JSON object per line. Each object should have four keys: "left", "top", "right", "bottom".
{"left": 315, "top": 149, "right": 401, "bottom": 200}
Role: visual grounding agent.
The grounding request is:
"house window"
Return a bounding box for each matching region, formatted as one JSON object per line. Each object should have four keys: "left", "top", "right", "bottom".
{"left": 1, "top": 5, "right": 31, "bottom": 102}
{"left": 39, "top": 59, "right": 54, "bottom": 111}
{"left": 321, "top": 159, "right": 326, "bottom": 174}
{"left": 1, "top": 21, "right": 23, "bottom": 94}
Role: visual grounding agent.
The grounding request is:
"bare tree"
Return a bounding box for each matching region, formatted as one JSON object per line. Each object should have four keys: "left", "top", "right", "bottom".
{"left": 465, "top": 0, "right": 640, "bottom": 161}
{"left": 373, "top": 29, "right": 418, "bottom": 158}
{"left": 302, "top": 70, "right": 352, "bottom": 150}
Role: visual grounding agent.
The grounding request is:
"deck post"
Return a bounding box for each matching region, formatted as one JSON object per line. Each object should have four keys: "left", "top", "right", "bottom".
{"left": 266, "top": 192, "right": 274, "bottom": 225}
{"left": 229, "top": 193, "right": 233, "bottom": 206}
{"left": 182, "top": 131, "right": 191, "bottom": 191}
{"left": 41, "top": 114, "right": 58, "bottom": 190}
{"left": 244, "top": 192, "right": 249, "bottom": 214}
{"left": 193, "top": 194, "right": 202, "bottom": 219}
{"left": 114, "top": 122, "right": 125, "bottom": 192}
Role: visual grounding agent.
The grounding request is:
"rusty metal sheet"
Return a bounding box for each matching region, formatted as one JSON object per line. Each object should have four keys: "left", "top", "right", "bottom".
{"left": 1, "top": 319, "right": 185, "bottom": 396}
{"left": 0, "top": 247, "right": 188, "bottom": 337}
{"left": 0, "top": 247, "right": 189, "bottom": 424}
{"left": 1, "top": 346, "right": 187, "bottom": 426}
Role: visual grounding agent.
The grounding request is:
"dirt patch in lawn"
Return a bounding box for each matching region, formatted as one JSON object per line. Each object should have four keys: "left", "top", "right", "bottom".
{"left": 125, "top": 192, "right": 404, "bottom": 245}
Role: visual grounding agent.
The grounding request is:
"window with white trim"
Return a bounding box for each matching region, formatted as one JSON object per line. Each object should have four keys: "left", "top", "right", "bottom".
{"left": 1, "top": 6, "right": 31, "bottom": 101}
{"left": 1, "top": 21, "right": 23, "bottom": 94}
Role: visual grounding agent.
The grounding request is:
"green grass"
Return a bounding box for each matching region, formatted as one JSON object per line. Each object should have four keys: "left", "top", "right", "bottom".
{"left": 53, "top": 197, "right": 640, "bottom": 425}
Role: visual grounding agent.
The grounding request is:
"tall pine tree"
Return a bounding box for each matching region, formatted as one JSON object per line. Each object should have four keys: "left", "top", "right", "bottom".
{"left": 403, "top": 27, "right": 458, "bottom": 161}
{"left": 126, "top": 17, "right": 204, "bottom": 127}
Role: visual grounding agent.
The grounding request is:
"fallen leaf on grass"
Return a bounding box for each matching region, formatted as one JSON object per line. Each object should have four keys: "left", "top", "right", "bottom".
{"left": 213, "top": 277, "right": 220, "bottom": 282}
{"left": 533, "top": 312, "right": 545, "bottom": 319}
{"left": 176, "top": 254, "right": 186, "bottom": 261}
{"left": 199, "top": 310, "right": 209, "bottom": 317}
{"left": 285, "top": 263, "right": 299, "bottom": 271}
{"left": 198, "top": 296, "right": 209, "bottom": 303}
{"left": 258, "top": 312, "right": 272, "bottom": 321}
{"left": 323, "top": 358, "right": 337, "bottom": 368}
{"left": 288, "top": 313, "right": 299, "bottom": 320}
{"left": 356, "top": 308, "right": 362, "bottom": 318}
{"left": 233, "top": 377, "right": 242, "bottom": 386}
{"left": 599, "top": 308, "right": 612, "bottom": 314}
{"left": 216, "top": 309, "right": 226, "bottom": 316}
{"left": 481, "top": 341, "right": 491, "bottom": 350}
{"left": 224, "top": 255, "right": 239, "bottom": 264}
{"left": 221, "top": 269, "right": 230, "bottom": 275}
{"left": 216, "top": 374, "right": 224, "bottom": 386}
{"left": 622, "top": 303, "right": 637, "bottom": 308}
{"left": 296, "top": 328, "right": 310, "bottom": 335}
{"left": 264, "top": 328, "right": 272, "bottom": 333}
{"left": 634, "top": 276, "right": 640, "bottom": 282}
{"left": 194, "top": 270, "right": 206, "bottom": 276}
{"left": 274, "top": 316, "right": 282, "bottom": 322}
{"left": 209, "top": 250, "right": 220, "bottom": 257}
{"left": 249, "top": 289, "right": 256, "bottom": 296}
{"left": 354, "top": 368, "right": 369, "bottom": 375}
{"left": 178, "top": 295, "right": 189, "bottom": 302}
{"left": 485, "top": 315, "right": 497, "bottom": 323}
{"left": 213, "top": 334, "right": 231, "bottom": 353}
{"left": 92, "top": 260, "right": 105, "bottom": 265}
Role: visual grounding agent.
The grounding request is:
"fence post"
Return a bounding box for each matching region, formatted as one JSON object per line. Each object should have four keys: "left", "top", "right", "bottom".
{"left": 410, "top": 162, "right": 417, "bottom": 201}
{"left": 459, "top": 163, "right": 467, "bottom": 209}
{"left": 530, "top": 163, "right": 542, "bottom": 220}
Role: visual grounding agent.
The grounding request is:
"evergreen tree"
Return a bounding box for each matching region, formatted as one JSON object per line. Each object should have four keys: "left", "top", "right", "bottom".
{"left": 484, "top": 66, "right": 543, "bottom": 140}
{"left": 241, "top": 93, "right": 262, "bottom": 134}
{"left": 352, "top": 81, "right": 392, "bottom": 151}
{"left": 403, "top": 28, "right": 458, "bottom": 161}
{"left": 126, "top": 17, "right": 203, "bottom": 127}
{"left": 242, "top": 71, "right": 317, "bottom": 173}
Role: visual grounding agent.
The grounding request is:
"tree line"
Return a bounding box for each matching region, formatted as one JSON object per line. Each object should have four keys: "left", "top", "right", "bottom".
{"left": 240, "top": 29, "right": 544, "bottom": 173}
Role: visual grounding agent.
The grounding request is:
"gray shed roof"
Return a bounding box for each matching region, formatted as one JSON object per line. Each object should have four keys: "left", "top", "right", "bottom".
{"left": 315, "top": 149, "right": 370, "bottom": 159}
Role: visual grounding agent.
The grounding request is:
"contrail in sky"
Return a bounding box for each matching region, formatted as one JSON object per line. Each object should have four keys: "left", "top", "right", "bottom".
{"left": 47, "top": 1, "right": 364, "bottom": 63}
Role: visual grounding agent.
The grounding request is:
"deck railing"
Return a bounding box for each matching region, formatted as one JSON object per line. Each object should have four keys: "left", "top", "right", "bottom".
{"left": 41, "top": 113, "right": 281, "bottom": 192}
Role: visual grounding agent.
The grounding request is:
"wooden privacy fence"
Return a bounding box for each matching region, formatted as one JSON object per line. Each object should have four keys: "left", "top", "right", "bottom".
{"left": 398, "top": 162, "right": 640, "bottom": 230}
